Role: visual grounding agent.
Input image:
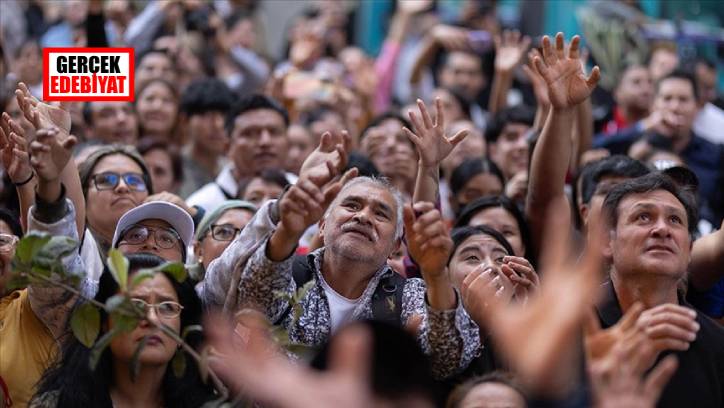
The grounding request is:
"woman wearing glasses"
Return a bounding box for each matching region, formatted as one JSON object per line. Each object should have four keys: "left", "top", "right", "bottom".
{"left": 192, "top": 200, "right": 257, "bottom": 279}
{"left": 31, "top": 253, "right": 216, "bottom": 408}
{"left": 78, "top": 145, "right": 154, "bottom": 282}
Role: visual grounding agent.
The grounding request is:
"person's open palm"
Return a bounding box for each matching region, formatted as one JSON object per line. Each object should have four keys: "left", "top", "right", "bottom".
{"left": 0, "top": 112, "right": 32, "bottom": 183}
{"left": 300, "top": 131, "right": 351, "bottom": 186}
{"left": 15, "top": 82, "right": 71, "bottom": 133}
{"left": 533, "top": 33, "right": 600, "bottom": 109}
{"left": 494, "top": 30, "right": 531, "bottom": 72}
{"left": 404, "top": 98, "right": 469, "bottom": 168}
{"left": 29, "top": 127, "right": 77, "bottom": 182}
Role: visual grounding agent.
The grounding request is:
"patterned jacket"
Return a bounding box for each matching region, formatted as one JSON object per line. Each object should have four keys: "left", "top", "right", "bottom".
{"left": 200, "top": 200, "right": 480, "bottom": 379}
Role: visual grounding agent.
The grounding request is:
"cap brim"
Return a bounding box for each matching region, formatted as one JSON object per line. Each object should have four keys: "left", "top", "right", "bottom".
{"left": 112, "top": 201, "right": 195, "bottom": 251}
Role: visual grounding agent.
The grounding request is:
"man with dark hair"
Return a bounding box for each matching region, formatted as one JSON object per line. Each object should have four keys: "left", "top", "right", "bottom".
{"left": 299, "top": 106, "right": 346, "bottom": 146}
{"left": 135, "top": 48, "right": 177, "bottom": 88}
{"left": 575, "top": 155, "right": 651, "bottom": 229}
{"left": 597, "top": 172, "right": 724, "bottom": 408}
{"left": 598, "top": 63, "right": 653, "bottom": 136}
{"left": 484, "top": 105, "right": 534, "bottom": 181}
{"left": 359, "top": 112, "right": 418, "bottom": 198}
{"left": 187, "top": 94, "right": 293, "bottom": 213}
{"left": 594, "top": 69, "right": 724, "bottom": 226}
{"left": 692, "top": 57, "right": 724, "bottom": 145}
{"left": 178, "top": 78, "right": 235, "bottom": 198}
{"left": 82, "top": 101, "right": 138, "bottom": 145}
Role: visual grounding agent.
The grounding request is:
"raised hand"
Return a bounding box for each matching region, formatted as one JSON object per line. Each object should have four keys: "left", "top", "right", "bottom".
{"left": 500, "top": 255, "right": 539, "bottom": 304}
{"left": 587, "top": 305, "right": 679, "bottom": 408}
{"left": 533, "top": 33, "right": 600, "bottom": 110}
{"left": 403, "top": 202, "right": 451, "bottom": 279}
{"left": 431, "top": 25, "right": 471, "bottom": 51}
{"left": 404, "top": 98, "right": 469, "bottom": 168}
{"left": 270, "top": 168, "right": 358, "bottom": 261}
{"left": 206, "top": 312, "right": 372, "bottom": 408}
{"left": 494, "top": 30, "right": 531, "bottom": 72}
{"left": 15, "top": 82, "right": 71, "bottom": 133}
{"left": 403, "top": 202, "right": 456, "bottom": 310}
{"left": 29, "top": 127, "right": 77, "bottom": 183}
{"left": 461, "top": 263, "right": 515, "bottom": 326}
{"left": 634, "top": 303, "right": 699, "bottom": 357}
{"left": 585, "top": 303, "right": 646, "bottom": 366}
{"left": 522, "top": 48, "right": 551, "bottom": 108}
{"left": 504, "top": 171, "right": 528, "bottom": 204}
{"left": 299, "top": 130, "right": 351, "bottom": 186}
{"left": 0, "top": 112, "right": 32, "bottom": 184}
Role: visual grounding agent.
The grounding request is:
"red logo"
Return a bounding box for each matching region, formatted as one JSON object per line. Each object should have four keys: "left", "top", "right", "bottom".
{"left": 43, "top": 47, "right": 134, "bottom": 101}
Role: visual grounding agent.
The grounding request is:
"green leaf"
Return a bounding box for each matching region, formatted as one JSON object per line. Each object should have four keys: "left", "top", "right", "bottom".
{"left": 130, "top": 335, "right": 149, "bottom": 382}
{"left": 105, "top": 294, "right": 127, "bottom": 313}
{"left": 70, "top": 303, "right": 101, "bottom": 348}
{"left": 14, "top": 233, "right": 51, "bottom": 264}
{"left": 111, "top": 309, "right": 139, "bottom": 333}
{"left": 270, "top": 325, "right": 291, "bottom": 347}
{"left": 107, "top": 249, "right": 129, "bottom": 292}
{"left": 36, "top": 236, "right": 79, "bottom": 262}
{"left": 130, "top": 269, "right": 155, "bottom": 288}
{"left": 172, "top": 349, "right": 186, "bottom": 378}
{"left": 30, "top": 264, "right": 52, "bottom": 278}
{"left": 160, "top": 262, "right": 186, "bottom": 283}
{"left": 294, "top": 279, "right": 315, "bottom": 302}
{"left": 182, "top": 325, "right": 203, "bottom": 340}
{"left": 90, "top": 327, "right": 119, "bottom": 370}
{"left": 106, "top": 296, "right": 141, "bottom": 333}
{"left": 272, "top": 290, "right": 293, "bottom": 303}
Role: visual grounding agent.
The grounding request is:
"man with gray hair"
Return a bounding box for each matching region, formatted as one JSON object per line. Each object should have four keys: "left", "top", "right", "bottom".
{"left": 202, "top": 161, "right": 479, "bottom": 379}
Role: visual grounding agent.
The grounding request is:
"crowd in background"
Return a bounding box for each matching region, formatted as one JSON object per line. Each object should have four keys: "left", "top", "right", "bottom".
{"left": 0, "top": 0, "right": 723, "bottom": 407}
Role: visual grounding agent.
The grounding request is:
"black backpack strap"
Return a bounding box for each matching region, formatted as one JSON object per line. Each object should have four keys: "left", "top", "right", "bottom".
{"left": 272, "top": 254, "right": 315, "bottom": 325}
{"left": 370, "top": 269, "right": 406, "bottom": 326}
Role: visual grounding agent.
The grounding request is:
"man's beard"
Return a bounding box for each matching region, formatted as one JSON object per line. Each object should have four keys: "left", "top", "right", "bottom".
{"left": 326, "top": 236, "right": 390, "bottom": 266}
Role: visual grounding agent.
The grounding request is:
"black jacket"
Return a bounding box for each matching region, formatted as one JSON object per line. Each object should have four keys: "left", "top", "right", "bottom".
{"left": 596, "top": 281, "right": 724, "bottom": 408}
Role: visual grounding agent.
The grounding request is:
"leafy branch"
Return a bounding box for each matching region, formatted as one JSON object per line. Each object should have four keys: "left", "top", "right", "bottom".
{"left": 9, "top": 233, "right": 228, "bottom": 399}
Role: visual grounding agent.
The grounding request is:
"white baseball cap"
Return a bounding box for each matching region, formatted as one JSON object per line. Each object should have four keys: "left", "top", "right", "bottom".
{"left": 112, "top": 201, "right": 194, "bottom": 260}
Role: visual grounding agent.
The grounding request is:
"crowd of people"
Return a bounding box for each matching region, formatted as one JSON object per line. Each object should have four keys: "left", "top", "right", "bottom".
{"left": 0, "top": 0, "right": 723, "bottom": 407}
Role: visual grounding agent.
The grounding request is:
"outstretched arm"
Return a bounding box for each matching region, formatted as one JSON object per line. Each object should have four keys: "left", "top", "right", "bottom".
{"left": 524, "top": 33, "right": 600, "bottom": 257}
{"left": 689, "top": 222, "right": 724, "bottom": 291}
{"left": 26, "top": 127, "right": 86, "bottom": 340}
{"left": 410, "top": 25, "right": 470, "bottom": 86}
{"left": 15, "top": 83, "right": 86, "bottom": 237}
{"left": 489, "top": 30, "right": 530, "bottom": 114}
{"left": 0, "top": 112, "right": 34, "bottom": 232}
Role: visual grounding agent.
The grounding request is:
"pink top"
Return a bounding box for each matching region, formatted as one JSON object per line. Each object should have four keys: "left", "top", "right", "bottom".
{"left": 374, "top": 40, "right": 402, "bottom": 114}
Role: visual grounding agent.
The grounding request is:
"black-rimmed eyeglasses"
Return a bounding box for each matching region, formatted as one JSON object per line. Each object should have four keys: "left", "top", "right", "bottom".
{"left": 92, "top": 172, "right": 147, "bottom": 192}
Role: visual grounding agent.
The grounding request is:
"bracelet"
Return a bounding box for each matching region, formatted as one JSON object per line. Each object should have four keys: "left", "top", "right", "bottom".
{"left": 13, "top": 172, "right": 34, "bottom": 187}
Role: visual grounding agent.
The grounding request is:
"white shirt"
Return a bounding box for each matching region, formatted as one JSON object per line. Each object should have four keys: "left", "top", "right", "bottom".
{"left": 186, "top": 163, "right": 298, "bottom": 213}
{"left": 79, "top": 228, "right": 104, "bottom": 295}
{"left": 186, "top": 164, "right": 239, "bottom": 214}
{"left": 319, "top": 273, "right": 362, "bottom": 333}
{"left": 693, "top": 103, "right": 724, "bottom": 145}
